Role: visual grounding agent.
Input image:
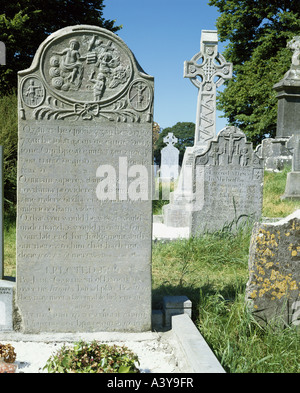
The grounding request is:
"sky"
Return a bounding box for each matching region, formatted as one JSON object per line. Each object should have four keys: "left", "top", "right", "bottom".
{"left": 103, "top": 0, "right": 229, "bottom": 132}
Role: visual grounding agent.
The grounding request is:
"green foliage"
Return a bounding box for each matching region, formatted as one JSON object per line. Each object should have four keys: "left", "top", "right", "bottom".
{"left": 0, "top": 93, "right": 18, "bottom": 220}
{"left": 0, "top": 0, "right": 121, "bottom": 94}
{"left": 153, "top": 122, "right": 195, "bottom": 166}
{"left": 43, "top": 341, "right": 140, "bottom": 373}
{"left": 209, "top": 0, "right": 300, "bottom": 146}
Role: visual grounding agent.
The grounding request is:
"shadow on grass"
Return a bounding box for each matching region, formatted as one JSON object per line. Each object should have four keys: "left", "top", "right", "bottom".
{"left": 152, "top": 280, "right": 247, "bottom": 323}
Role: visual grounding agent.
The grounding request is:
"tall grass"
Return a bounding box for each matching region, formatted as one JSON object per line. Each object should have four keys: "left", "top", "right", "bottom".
{"left": 152, "top": 168, "right": 300, "bottom": 373}
{"left": 263, "top": 167, "right": 300, "bottom": 217}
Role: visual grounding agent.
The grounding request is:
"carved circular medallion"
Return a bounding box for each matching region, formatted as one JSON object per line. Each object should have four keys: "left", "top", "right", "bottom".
{"left": 40, "top": 29, "right": 133, "bottom": 105}
{"left": 21, "top": 76, "right": 45, "bottom": 108}
{"left": 128, "top": 80, "right": 152, "bottom": 112}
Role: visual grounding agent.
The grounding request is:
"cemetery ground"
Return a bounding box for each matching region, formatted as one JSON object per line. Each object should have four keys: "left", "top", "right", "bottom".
{"left": 3, "top": 167, "right": 300, "bottom": 373}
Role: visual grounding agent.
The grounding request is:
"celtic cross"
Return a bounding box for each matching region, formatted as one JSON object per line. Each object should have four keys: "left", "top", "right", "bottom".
{"left": 184, "top": 30, "right": 233, "bottom": 147}
{"left": 163, "top": 132, "right": 178, "bottom": 146}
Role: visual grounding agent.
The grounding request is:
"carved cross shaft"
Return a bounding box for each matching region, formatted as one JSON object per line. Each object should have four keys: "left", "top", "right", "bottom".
{"left": 184, "top": 30, "right": 233, "bottom": 147}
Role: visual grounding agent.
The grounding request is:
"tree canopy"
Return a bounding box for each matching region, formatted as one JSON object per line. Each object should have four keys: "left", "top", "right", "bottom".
{"left": 209, "top": 0, "right": 300, "bottom": 146}
{"left": 0, "top": 0, "right": 121, "bottom": 94}
{"left": 154, "top": 122, "right": 195, "bottom": 166}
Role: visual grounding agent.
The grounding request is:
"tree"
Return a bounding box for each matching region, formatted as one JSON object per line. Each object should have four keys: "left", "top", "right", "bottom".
{"left": 153, "top": 122, "right": 195, "bottom": 166}
{"left": 209, "top": 0, "right": 300, "bottom": 146}
{"left": 0, "top": 0, "right": 121, "bottom": 94}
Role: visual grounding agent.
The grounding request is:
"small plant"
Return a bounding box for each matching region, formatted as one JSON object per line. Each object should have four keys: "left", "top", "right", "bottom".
{"left": 0, "top": 343, "right": 17, "bottom": 363}
{"left": 43, "top": 340, "right": 140, "bottom": 373}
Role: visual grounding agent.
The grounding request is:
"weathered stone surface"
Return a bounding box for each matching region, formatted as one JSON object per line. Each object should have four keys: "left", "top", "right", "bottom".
{"left": 246, "top": 210, "right": 300, "bottom": 327}
{"left": 273, "top": 36, "right": 300, "bottom": 139}
{"left": 281, "top": 135, "right": 300, "bottom": 200}
{"left": 191, "top": 126, "right": 264, "bottom": 235}
{"left": 16, "top": 25, "right": 154, "bottom": 333}
{"left": 261, "top": 137, "right": 292, "bottom": 172}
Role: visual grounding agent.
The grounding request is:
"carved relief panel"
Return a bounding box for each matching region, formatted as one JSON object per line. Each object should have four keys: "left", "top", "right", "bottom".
{"left": 19, "top": 26, "right": 154, "bottom": 123}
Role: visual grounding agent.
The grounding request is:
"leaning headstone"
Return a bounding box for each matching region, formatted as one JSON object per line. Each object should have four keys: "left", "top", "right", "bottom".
{"left": 16, "top": 25, "right": 154, "bottom": 333}
{"left": 191, "top": 126, "right": 264, "bottom": 235}
{"left": 160, "top": 132, "right": 179, "bottom": 181}
{"left": 281, "top": 134, "right": 300, "bottom": 199}
{"left": 246, "top": 210, "right": 300, "bottom": 327}
{"left": 163, "top": 30, "right": 233, "bottom": 228}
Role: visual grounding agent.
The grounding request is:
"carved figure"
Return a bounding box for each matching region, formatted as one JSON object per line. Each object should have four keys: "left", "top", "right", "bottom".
{"left": 89, "top": 71, "right": 106, "bottom": 101}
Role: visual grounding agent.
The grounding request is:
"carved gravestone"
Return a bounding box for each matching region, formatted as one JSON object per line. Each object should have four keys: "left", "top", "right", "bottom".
{"left": 163, "top": 30, "right": 233, "bottom": 228}
{"left": 17, "top": 26, "right": 154, "bottom": 333}
{"left": 160, "top": 132, "right": 179, "bottom": 180}
{"left": 191, "top": 126, "right": 264, "bottom": 235}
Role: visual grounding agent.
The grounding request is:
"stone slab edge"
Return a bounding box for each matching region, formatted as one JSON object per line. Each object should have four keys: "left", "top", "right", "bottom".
{"left": 171, "top": 314, "right": 225, "bottom": 373}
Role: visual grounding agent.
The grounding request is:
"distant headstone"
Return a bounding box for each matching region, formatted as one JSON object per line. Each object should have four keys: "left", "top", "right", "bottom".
{"left": 163, "top": 31, "right": 233, "bottom": 229}
{"left": 281, "top": 134, "right": 300, "bottom": 199}
{"left": 16, "top": 25, "right": 154, "bottom": 333}
{"left": 273, "top": 36, "right": 300, "bottom": 139}
{"left": 160, "top": 132, "right": 179, "bottom": 180}
{"left": 0, "top": 280, "right": 15, "bottom": 331}
{"left": 261, "top": 36, "right": 300, "bottom": 171}
{"left": 191, "top": 126, "right": 264, "bottom": 235}
{"left": 246, "top": 210, "right": 300, "bottom": 327}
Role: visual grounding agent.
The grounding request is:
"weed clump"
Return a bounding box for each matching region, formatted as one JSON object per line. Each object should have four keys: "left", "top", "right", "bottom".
{"left": 43, "top": 340, "right": 140, "bottom": 373}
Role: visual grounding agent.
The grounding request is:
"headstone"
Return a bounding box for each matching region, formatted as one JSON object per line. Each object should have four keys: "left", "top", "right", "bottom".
{"left": 163, "top": 31, "right": 233, "bottom": 229}
{"left": 273, "top": 36, "right": 300, "bottom": 139}
{"left": 246, "top": 210, "right": 300, "bottom": 327}
{"left": 261, "top": 36, "right": 300, "bottom": 171}
{"left": 16, "top": 25, "right": 154, "bottom": 333}
{"left": 281, "top": 134, "right": 300, "bottom": 199}
{"left": 191, "top": 126, "right": 264, "bottom": 235}
{"left": 0, "top": 280, "right": 15, "bottom": 331}
{"left": 160, "top": 132, "right": 179, "bottom": 180}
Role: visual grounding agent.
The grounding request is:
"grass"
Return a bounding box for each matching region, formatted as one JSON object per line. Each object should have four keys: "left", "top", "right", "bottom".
{"left": 262, "top": 166, "right": 300, "bottom": 217}
{"left": 3, "top": 168, "right": 300, "bottom": 372}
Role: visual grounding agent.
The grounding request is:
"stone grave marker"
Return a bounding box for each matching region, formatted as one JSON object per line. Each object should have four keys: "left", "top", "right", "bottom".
{"left": 160, "top": 132, "right": 179, "bottom": 181}
{"left": 163, "top": 30, "right": 233, "bottom": 228}
{"left": 281, "top": 134, "right": 300, "bottom": 199}
{"left": 246, "top": 210, "right": 300, "bottom": 327}
{"left": 16, "top": 25, "right": 154, "bottom": 333}
{"left": 261, "top": 36, "right": 300, "bottom": 171}
{"left": 191, "top": 126, "right": 264, "bottom": 235}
